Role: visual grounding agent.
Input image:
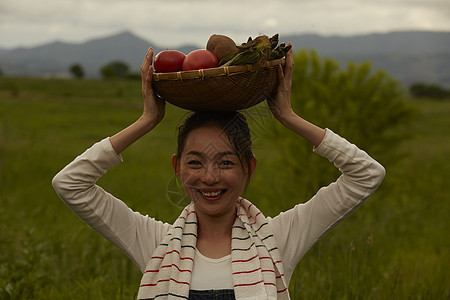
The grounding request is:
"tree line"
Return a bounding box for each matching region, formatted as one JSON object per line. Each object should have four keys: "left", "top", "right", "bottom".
{"left": 64, "top": 59, "right": 446, "bottom": 100}
{"left": 69, "top": 61, "right": 140, "bottom": 80}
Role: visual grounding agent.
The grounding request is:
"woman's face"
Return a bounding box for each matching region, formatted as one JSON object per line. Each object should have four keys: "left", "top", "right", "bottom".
{"left": 172, "top": 125, "right": 256, "bottom": 217}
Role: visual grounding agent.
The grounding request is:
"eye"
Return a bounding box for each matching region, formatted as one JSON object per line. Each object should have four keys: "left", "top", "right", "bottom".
{"left": 219, "top": 160, "right": 235, "bottom": 168}
{"left": 187, "top": 160, "right": 202, "bottom": 168}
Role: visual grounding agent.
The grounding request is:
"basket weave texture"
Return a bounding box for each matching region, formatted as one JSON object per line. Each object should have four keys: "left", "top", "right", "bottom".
{"left": 152, "top": 58, "right": 285, "bottom": 111}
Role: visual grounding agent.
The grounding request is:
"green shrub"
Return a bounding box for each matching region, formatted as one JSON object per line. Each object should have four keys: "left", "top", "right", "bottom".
{"left": 256, "top": 50, "right": 415, "bottom": 210}
{"left": 100, "top": 61, "right": 130, "bottom": 79}
{"left": 69, "top": 63, "right": 85, "bottom": 79}
{"left": 409, "top": 82, "right": 450, "bottom": 99}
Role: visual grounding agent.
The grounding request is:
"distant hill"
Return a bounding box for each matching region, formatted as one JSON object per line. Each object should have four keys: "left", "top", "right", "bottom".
{"left": 0, "top": 31, "right": 198, "bottom": 78}
{"left": 0, "top": 30, "right": 449, "bottom": 88}
{"left": 283, "top": 31, "right": 450, "bottom": 88}
{"left": 284, "top": 31, "right": 449, "bottom": 55}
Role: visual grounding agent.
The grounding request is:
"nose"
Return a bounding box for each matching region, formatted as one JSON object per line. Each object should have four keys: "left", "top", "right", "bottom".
{"left": 201, "top": 165, "right": 220, "bottom": 184}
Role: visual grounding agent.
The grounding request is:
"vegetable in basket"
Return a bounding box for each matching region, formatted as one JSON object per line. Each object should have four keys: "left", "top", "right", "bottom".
{"left": 206, "top": 34, "right": 239, "bottom": 62}
{"left": 220, "top": 34, "right": 291, "bottom": 67}
{"left": 182, "top": 49, "right": 219, "bottom": 71}
{"left": 153, "top": 50, "right": 186, "bottom": 73}
{"left": 153, "top": 33, "right": 290, "bottom": 74}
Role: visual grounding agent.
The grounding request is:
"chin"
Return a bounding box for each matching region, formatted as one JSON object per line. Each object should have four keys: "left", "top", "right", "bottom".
{"left": 192, "top": 197, "right": 238, "bottom": 217}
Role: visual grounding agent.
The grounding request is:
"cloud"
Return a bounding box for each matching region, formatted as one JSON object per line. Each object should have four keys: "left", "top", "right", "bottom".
{"left": 0, "top": 0, "right": 449, "bottom": 48}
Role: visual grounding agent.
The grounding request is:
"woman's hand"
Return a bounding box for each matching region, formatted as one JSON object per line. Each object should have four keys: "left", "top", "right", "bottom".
{"left": 268, "top": 45, "right": 326, "bottom": 147}
{"left": 140, "top": 47, "right": 165, "bottom": 126}
{"left": 109, "top": 47, "right": 166, "bottom": 154}
{"left": 268, "top": 44, "right": 296, "bottom": 125}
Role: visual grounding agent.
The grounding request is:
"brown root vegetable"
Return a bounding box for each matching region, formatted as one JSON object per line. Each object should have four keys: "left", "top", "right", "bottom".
{"left": 222, "top": 35, "right": 271, "bottom": 67}
{"left": 206, "top": 34, "right": 239, "bottom": 62}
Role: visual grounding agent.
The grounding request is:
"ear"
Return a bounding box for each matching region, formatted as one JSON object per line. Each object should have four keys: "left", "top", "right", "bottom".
{"left": 248, "top": 156, "right": 257, "bottom": 178}
{"left": 171, "top": 154, "right": 180, "bottom": 175}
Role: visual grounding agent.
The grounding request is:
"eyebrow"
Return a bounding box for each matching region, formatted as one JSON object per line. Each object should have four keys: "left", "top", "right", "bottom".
{"left": 186, "top": 151, "right": 237, "bottom": 159}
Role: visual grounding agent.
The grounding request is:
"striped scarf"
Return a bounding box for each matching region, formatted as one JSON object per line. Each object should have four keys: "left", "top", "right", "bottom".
{"left": 137, "top": 198, "right": 290, "bottom": 299}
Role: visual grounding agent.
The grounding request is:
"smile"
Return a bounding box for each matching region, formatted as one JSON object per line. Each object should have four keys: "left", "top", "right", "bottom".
{"left": 198, "top": 189, "right": 226, "bottom": 197}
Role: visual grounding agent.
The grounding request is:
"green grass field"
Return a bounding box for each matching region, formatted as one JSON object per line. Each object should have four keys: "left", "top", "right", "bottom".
{"left": 0, "top": 77, "right": 449, "bottom": 299}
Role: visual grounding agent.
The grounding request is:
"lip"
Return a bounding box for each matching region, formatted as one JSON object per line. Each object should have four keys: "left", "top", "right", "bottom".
{"left": 197, "top": 189, "right": 227, "bottom": 201}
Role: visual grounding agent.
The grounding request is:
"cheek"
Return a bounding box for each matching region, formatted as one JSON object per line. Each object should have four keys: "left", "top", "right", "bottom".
{"left": 224, "top": 171, "right": 247, "bottom": 189}
{"left": 179, "top": 168, "right": 199, "bottom": 185}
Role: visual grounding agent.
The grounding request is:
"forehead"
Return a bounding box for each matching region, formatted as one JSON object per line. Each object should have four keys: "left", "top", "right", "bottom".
{"left": 182, "top": 125, "right": 235, "bottom": 156}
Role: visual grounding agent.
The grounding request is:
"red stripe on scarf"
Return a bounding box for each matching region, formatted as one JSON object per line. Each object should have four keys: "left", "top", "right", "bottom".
{"left": 160, "top": 264, "right": 192, "bottom": 272}
{"left": 232, "top": 254, "right": 258, "bottom": 263}
{"left": 140, "top": 277, "right": 190, "bottom": 287}
{"left": 164, "top": 249, "right": 194, "bottom": 261}
{"left": 264, "top": 282, "right": 277, "bottom": 287}
{"left": 186, "top": 210, "right": 197, "bottom": 216}
{"left": 233, "top": 267, "right": 261, "bottom": 275}
{"left": 143, "top": 264, "right": 192, "bottom": 274}
{"left": 237, "top": 211, "right": 262, "bottom": 226}
{"left": 233, "top": 268, "right": 277, "bottom": 275}
{"left": 250, "top": 213, "right": 262, "bottom": 225}
{"left": 145, "top": 250, "right": 194, "bottom": 273}
{"left": 234, "top": 280, "right": 264, "bottom": 287}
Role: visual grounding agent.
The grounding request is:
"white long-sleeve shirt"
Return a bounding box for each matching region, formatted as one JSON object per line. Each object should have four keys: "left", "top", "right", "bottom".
{"left": 52, "top": 129, "right": 385, "bottom": 286}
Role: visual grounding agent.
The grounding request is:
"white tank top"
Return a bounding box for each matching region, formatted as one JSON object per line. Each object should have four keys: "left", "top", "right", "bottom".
{"left": 190, "top": 249, "right": 234, "bottom": 290}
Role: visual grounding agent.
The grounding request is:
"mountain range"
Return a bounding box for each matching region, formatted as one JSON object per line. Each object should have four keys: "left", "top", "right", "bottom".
{"left": 0, "top": 30, "right": 449, "bottom": 88}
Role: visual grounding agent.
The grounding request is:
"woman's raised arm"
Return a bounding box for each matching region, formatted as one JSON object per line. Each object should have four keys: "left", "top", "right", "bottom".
{"left": 109, "top": 47, "right": 166, "bottom": 154}
{"left": 268, "top": 46, "right": 326, "bottom": 148}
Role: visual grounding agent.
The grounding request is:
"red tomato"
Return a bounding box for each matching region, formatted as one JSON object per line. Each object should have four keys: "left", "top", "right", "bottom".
{"left": 182, "top": 49, "right": 219, "bottom": 71}
{"left": 153, "top": 50, "right": 186, "bottom": 73}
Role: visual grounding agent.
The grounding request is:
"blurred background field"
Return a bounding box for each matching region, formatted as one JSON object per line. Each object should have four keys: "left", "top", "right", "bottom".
{"left": 0, "top": 54, "right": 449, "bottom": 299}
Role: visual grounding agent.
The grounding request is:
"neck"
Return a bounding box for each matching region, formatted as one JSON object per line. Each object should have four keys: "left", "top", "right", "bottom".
{"left": 195, "top": 207, "right": 236, "bottom": 239}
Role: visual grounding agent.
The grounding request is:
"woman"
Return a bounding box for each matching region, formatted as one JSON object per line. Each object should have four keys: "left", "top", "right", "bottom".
{"left": 53, "top": 47, "right": 385, "bottom": 299}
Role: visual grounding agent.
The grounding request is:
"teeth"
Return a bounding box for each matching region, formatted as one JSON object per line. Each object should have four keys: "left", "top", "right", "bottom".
{"left": 201, "top": 190, "right": 222, "bottom": 197}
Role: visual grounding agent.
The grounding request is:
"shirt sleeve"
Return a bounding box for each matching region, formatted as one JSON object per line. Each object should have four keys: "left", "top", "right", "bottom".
{"left": 52, "top": 138, "right": 171, "bottom": 273}
{"left": 268, "top": 129, "right": 385, "bottom": 283}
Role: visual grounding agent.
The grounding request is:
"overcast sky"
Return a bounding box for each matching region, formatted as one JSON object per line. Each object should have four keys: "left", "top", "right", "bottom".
{"left": 1, "top": 0, "right": 449, "bottom": 49}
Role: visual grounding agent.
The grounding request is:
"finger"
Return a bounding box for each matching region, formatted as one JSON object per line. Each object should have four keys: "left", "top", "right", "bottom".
{"left": 142, "top": 66, "right": 155, "bottom": 96}
{"left": 140, "top": 47, "right": 154, "bottom": 71}
{"left": 277, "top": 64, "right": 285, "bottom": 81}
{"left": 285, "top": 47, "right": 294, "bottom": 68}
{"left": 146, "top": 66, "right": 154, "bottom": 82}
{"left": 277, "top": 64, "right": 290, "bottom": 93}
{"left": 284, "top": 42, "right": 293, "bottom": 62}
{"left": 283, "top": 47, "right": 294, "bottom": 81}
{"left": 141, "top": 49, "right": 155, "bottom": 85}
{"left": 143, "top": 48, "right": 153, "bottom": 72}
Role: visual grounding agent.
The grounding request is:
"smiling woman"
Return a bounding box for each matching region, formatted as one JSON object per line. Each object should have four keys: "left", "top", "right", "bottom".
{"left": 175, "top": 124, "right": 250, "bottom": 216}
{"left": 52, "top": 46, "right": 385, "bottom": 299}
{"left": 175, "top": 111, "right": 255, "bottom": 182}
{"left": 172, "top": 114, "right": 258, "bottom": 263}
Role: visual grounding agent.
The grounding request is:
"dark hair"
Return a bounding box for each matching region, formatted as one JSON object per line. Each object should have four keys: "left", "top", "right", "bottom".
{"left": 176, "top": 111, "right": 254, "bottom": 180}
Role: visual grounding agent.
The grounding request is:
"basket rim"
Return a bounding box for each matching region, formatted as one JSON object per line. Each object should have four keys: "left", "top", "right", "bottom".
{"left": 152, "top": 57, "right": 286, "bottom": 81}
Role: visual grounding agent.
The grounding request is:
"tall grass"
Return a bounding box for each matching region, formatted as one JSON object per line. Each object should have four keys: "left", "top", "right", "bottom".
{"left": 0, "top": 77, "right": 449, "bottom": 299}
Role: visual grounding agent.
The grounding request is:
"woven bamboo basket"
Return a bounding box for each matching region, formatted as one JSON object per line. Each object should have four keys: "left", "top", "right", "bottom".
{"left": 152, "top": 57, "right": 285, "bottom": 111}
